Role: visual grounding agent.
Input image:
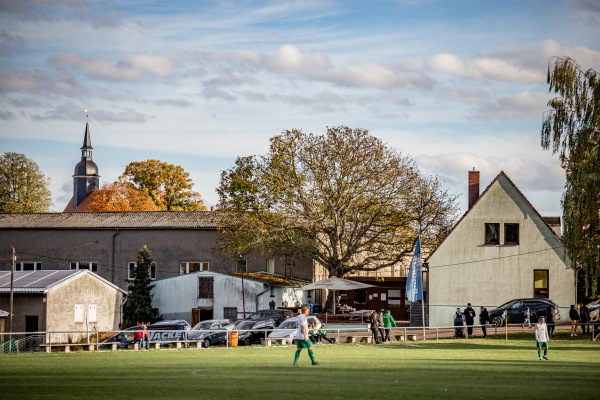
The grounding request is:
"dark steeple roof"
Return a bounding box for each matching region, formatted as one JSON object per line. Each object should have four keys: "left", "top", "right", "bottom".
{"left": 69, "top": 111, "right": 100, "bottom": 210}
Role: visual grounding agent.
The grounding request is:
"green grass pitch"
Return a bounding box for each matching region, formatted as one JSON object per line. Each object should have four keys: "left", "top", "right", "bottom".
{"left": 1, "top": 335, "right": 598, "bottom": 399}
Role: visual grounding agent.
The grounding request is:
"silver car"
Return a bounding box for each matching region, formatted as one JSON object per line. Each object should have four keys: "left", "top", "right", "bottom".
{"left": 267, "top": 315, "right": 322, "bottom": 344}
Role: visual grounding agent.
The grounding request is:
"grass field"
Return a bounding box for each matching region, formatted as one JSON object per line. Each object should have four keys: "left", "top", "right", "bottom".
{"left": 1, "top": 333, "right": 598, "bottom": 399}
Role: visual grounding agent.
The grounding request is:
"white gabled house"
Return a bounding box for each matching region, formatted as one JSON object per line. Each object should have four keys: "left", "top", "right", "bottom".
{"left": 0, "top": 270, "right": 127, "bottom": 343}
{"left": 151, "top": 271, "right": 309, "bottom": 325}
{"left": 427, "top": 170, "right": 575, "bottom": 327}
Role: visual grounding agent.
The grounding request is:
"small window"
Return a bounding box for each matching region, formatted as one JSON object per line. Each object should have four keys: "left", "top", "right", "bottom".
{"left": 505, "top": 223, "right": 519, "bottom": 244}
{"left": 534, "top": 270, "right": 549, "bottom": 298}
{"left": 485, "top": 223, "right": 500, "bottom": 244}
{"left": 180, "top": 262, "right": 209, "bottom": 275}
{"left": 237, "top": 260, "right": 247, "bottom": 273}
{"left": 198, "top": 277, "right": 214, "bottom": 299}
{"left": 128, "top": 262, "right": 157, "bottom": 280}
{"left": 224, "top": 307, "right": 237, "bottom": 321}
{"left": 70, "top": 262, "right": 98, "bottom": 272}
{"left": 17, "top": 262, "right": 42, "bottom": 271}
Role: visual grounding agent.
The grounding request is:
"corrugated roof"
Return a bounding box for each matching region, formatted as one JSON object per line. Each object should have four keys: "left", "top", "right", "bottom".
{"left": 0, "top": 211, "right": 224, "bottom": 229}
{"left": 0, "top": 270, "right": 83, "bottom": 293}
{"left": 0, "top": 270, "right": 127, "bottom": 294}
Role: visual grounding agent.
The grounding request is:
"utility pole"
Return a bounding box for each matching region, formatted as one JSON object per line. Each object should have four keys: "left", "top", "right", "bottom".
{"left": 9, "top": 246, "right": 16, "bottom": 340}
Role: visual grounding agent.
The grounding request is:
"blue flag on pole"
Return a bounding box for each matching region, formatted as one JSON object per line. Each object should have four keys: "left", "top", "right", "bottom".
{"left": 406, "top": 235, "right": 423, "bottom": 302}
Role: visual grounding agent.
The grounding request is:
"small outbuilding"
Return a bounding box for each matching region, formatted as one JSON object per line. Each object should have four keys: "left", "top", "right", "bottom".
{"left": 0, "top": 270, "right": 127, "bottom": 343}
{"left": 151, "top": 270, "right": 309, "bottom": 324}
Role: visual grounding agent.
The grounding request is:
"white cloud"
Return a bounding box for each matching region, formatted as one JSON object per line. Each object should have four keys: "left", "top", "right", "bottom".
{"left": 428, "top": 53, "right": 543, "bottom": 82}
{"left": 468, "top": 91, "right": 553, "bottom": 120}
{"left": 48, "top": 53, "right": 177, "bottom": 82}
{"left": 0, "top": 69, "right": 85, "bottom": 95}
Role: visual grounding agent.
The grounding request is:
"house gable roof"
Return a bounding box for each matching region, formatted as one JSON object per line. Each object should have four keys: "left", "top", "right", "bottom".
{"left": 427, "top": 170, "right": 563, "bottom": 261}
{"left": 0, "top": 211, "right": 224, "bottom": 229}
{"left": 0, "top": 270, "right": 127, "bottom": 294}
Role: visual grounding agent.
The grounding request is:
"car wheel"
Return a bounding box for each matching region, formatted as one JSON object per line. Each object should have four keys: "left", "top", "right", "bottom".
{"left": 243, "top": 338, "right": 251, "bottom": 346}
{"left": 202, "top": 339, "right": 211, "bottom": 348}
{"left": 492, "top": 316, "right": 503, "bottom": 327}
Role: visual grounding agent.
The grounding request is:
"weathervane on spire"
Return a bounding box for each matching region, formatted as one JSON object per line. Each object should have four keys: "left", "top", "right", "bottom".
{"left": 84, "top": 108, "right": 90, "bottom": 123}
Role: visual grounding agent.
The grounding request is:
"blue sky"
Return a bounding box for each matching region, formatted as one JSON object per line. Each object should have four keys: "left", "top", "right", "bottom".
{"left": 1, "top": 0, "right": 599, "bottom": 215}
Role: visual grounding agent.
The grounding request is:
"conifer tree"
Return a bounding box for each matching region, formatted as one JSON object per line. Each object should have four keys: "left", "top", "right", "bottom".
{"left": 123, "top": 245, "right": 160, "bottom": 327}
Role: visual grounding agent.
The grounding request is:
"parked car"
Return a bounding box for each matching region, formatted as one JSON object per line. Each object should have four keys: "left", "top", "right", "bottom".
{"left": 234, "top": 318, "right": 276, "bottom": 345}
{"left": 191, "top": 319, "right": 232, "bottom": 331}
{"left": 100, "top": 320, "right": 192, "bottom": 349}
{"left": 189, "top": 319, "right": 234, "bottom": 348}
{"left": 488, "top": 298, "right": 560, "bottom": 327}
{"left": 248, "top": 309, "right": 295, "bottom": 326}
{"left": 268, "top": 315, "right": 322, "bottom": 344}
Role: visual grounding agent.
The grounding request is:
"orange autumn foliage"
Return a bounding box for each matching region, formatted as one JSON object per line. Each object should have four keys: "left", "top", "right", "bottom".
{"left": 86, "top": 182, "right": 159, "bottom": 212}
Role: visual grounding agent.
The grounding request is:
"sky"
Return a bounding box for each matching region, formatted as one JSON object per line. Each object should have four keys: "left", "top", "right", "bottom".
{"left": 1, "top": 0, "right": 599, "bottom": 215}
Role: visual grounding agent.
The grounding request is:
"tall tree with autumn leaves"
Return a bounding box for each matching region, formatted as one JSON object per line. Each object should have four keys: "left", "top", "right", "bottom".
{"left": 121, "top": 160, "right": 206, "bottom": 211}
{"left": 87, "top": 159, "right": 206, "bottom": 211}
{"left": 217, "top": 126, "right": 459, "bottom": 279}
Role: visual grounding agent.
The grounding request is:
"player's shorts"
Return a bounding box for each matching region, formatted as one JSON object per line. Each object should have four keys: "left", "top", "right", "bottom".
{"left": 296, "top": 339, "right": 312, "bottom": 349}
{"left": 537, "top": 341, "right": 548, "bottom": 349}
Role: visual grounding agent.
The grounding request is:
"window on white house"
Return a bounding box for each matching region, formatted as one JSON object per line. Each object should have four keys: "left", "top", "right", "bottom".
{"left": 180, "top": 262, "right": 209, "bottom": 275}
{"left": 534, "top": 270, "right": 549, "bottom": 298}
{"left": 128, "top": 262, "right": 157, "bottom": 280}
{"left": 16, "top": 262, "right": 42, "bottom": 271}
{"left": 505, "top": 223, "right": 519, "bottom": 244}
{"left": 484, "top": 223, "right": 500, "bottom": 244}
{"left": 198, "top": 277, "right": 214, "bottom": 299}
{"left": 70, "top": 261, "right": 98, "bottom": 272}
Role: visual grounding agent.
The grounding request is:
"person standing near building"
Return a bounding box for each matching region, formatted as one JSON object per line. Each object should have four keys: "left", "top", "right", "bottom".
{"left": 377, "top": 310, "right": 385, "bottom": 342}
{"left": 142, "top": 325, "right": 149, "bottom": 349}
{"left": 535, "top": 316, "right": 550, "bottom": 360}
{"left": 382, "top": 309, "right": 396, "bottom": 344}
{"left": 293, "top": 306, "right": 318, "bottom": 366}
{"left": 134, "top": 326, "right": 143, "bottom": 350}
{"left": 546, "top": 305, "right": 555, "bottom": 338}
{"left": 569, "top": 304, "right": 579, "bottom": 337}
{"left": 369, "top": 310, "right": 380, "bottom": 344}
{"left": 464, "top": 303, "right": 476, "bottom": 338}
{"left": 523, "top": 306, "right": 531, "bottom": 328}
{"left": 479, "top": 306, "right": 489, "bottom": 338}
{"left": 578, "top": 302, "right": 589, "bottom": 335}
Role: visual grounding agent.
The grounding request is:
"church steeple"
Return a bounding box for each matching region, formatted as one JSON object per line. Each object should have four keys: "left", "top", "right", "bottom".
{"left": 71, "top": 110, "right": 100, "bottom": 209}
{"left": 81, "top": 110, "right": 93, "bottom": 159}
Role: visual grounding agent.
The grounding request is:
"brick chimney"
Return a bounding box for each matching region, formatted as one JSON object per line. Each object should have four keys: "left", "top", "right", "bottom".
{"left": 468, "top": 168, "right": 480, "bottom": 210}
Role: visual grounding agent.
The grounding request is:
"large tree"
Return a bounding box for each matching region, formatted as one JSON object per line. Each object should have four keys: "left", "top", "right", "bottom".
{"left": 217, "top": 126, "right": 459, "bottom": 278}
{"left": 0, "top": 152, "right": 52, "bottom": 212}
{"left": 541, "top": 56, "right": 600, "bottom": 298}
{"left": 86, "top": 182, "right": 159, "bottom": 212}
{"left": 123, "top": 245, "right": 160, "bottom": 327}
{"left": 120, "top": 159, "right": 206, "bottom": 211}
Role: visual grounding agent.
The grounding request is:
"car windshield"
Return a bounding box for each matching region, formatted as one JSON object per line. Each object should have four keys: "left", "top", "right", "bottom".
{"left": 496, "top": 300, "right": 516, "bottom": 309}
{"left": 193, "top": 321, "right": 215, "bottom": 330}
{"left": 235, "top": 321, "right": 257, "bottom": 330}
{"left": 277, "top": 319, "right": 297, "bottom": 329}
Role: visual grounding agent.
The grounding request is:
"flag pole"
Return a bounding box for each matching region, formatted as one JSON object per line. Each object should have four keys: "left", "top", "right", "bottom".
{"left": 420, "top": 234, "right": 425, "bottom": 340}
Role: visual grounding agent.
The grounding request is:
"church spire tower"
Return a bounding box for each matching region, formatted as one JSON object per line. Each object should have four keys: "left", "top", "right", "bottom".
{"left": 70, "top": 110, "right": 100, "bottom": 209}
